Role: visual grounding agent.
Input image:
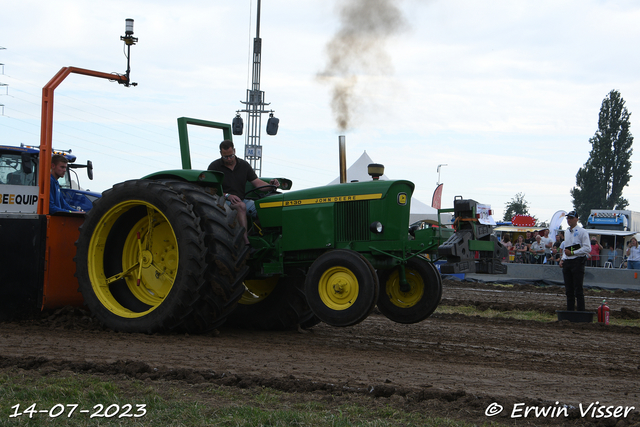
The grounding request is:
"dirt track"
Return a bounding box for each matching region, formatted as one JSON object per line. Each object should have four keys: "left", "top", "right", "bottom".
{"left": 2, "top": 280, "right": 640, "bottom": 425}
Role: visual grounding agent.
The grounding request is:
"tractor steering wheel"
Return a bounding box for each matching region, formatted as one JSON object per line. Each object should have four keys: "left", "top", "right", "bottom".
{"left": 245, "top": 184, "right": 278, "bottom": 199}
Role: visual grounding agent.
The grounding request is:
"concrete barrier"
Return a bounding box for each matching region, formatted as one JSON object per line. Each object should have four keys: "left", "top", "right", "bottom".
{"left": 465, "top": 263, "right": 640, "bottom": 291}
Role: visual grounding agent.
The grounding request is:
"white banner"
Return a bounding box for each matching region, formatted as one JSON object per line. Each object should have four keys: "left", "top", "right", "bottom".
{"left": 0, "top": 185, "right": 39, "bottom": 213}
{"left": 477, "top": 204, "right": 496, "bottom": 226}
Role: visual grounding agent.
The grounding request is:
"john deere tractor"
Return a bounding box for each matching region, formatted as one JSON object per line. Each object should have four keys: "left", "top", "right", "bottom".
{"left": 74, "top": 117, "right": 505, "bottom": 333}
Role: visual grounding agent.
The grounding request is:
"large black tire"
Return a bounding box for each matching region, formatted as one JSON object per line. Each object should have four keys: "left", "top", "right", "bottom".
{"left": 75, "top": 179, "right": 247, "bottom": 334}
{"left": 161, "top": 181, "right": 249, "bottom": 320}
{"left": 304, "top": 249, "right": 378, "bottom": 327}
{"left": 376, "top": 257, "right": 442, "bottom": 324}
{"left": 226, "top": 269, "right": 320, "bottom": 330}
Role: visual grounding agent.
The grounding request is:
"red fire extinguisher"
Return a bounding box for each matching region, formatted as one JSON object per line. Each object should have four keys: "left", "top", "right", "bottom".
{"left": 597, "top": 299, "right": 610, "bottom": 325}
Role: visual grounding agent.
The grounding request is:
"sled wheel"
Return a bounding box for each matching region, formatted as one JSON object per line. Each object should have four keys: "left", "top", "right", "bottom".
{"left": 305, "top": 249, "right": 378, "bottom": 327}
{"left": 75, "top": 179, "right": 244, "bottom": 333}
{"left": 377, "top": 256, "right": 442, "bottom": 324}
{"left": 227, "top": 270, "right": 320, "bottom": 330}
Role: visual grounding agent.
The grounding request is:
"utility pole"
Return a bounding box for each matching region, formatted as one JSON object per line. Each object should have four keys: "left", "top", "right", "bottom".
{"left": 233, "top": 0, "right": 278, "bottom": 177}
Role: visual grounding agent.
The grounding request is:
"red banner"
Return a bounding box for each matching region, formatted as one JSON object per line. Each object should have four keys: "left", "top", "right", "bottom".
{"left": 511, "top": 214, "right": 536, "bottom": 227}
{"left": 431, "top": 184, "right": 443, "bottom": 209}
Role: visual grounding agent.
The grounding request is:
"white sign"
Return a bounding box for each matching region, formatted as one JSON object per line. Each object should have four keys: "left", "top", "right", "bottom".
{"left": 0, "top": 185, "right": 39, "bottom": 213}
{"left": 477, "top": 204, "right": 496, "bottom": 226}
{"left": 245, "top": 145, "right": 262, "bottom": 158}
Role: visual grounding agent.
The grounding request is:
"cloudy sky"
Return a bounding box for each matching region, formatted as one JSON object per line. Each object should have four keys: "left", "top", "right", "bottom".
{"left": 1, "top": 0, "right": 639, "bottom": 224}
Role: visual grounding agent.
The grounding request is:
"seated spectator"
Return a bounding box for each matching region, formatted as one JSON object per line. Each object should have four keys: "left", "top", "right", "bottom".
{"left": 524, "top": 231, "right": 535, "bottom": 263}
{"left": 530, "top": 235, "right": 545, "bottom": 264}
{"left": 513, "top": 235, "right": 527, "bottom": 263}
{"left": 604, "top": 244, "right": 616, "bottom": 267}
{"left": 612, "top": 244, "right": 623, "bottom": 268}
{"left": 551, "top": 233, "right": 564, "bottom": 265}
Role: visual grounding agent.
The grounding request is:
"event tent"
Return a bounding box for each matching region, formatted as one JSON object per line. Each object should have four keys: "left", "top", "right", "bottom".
{"left": 327, "top": 151, "right": 452, "bottom": 224}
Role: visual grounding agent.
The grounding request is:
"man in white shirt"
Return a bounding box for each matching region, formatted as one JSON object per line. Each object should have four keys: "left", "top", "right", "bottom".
{"left": 540, "top": 228, "right": 553, "bottom": 263}
{"left": 530, "top": 235, "right": 545, "bottom": 264}
{"left": 559, "top": 210, "right": 592, "bottom": 311}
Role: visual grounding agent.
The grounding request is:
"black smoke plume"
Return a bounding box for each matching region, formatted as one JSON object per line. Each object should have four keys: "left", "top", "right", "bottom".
{"left": 318, "top": 0, "right": 407, "bottom": 131}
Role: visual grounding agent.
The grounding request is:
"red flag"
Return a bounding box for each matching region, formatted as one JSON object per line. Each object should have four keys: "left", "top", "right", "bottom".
{"left": 431, "top": 184, "right": 443, "bottom": 209}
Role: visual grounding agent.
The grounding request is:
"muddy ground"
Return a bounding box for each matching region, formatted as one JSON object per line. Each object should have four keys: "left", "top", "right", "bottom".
{"left": 1, "top": 279, "right": 640, "bottom": 426}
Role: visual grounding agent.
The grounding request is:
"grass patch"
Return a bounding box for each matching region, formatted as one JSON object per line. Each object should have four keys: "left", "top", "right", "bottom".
{"left": 589, "top": 288, "right": 620, "bottom": 294}
{"left": 0, "top": 371, "right": 490, "bottom": 427}
{"left": 487, "top": 283, "right": 515, "bottom": 289}
{"left": 436, "top": 305, "right": 555, "bottom": 322}
{"left": 436, "top": 305, "right": 640, "bottom": 327}
{"left": 606, "top": 318, "right": 640, "bottom": 327}
{"left": 0, "top": 371, "right": 214, "bottom": 426}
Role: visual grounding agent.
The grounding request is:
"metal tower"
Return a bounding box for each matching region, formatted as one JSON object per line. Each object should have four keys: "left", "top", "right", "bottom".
{"left": 235, "top": 0, "right": 278, "bottom": 177}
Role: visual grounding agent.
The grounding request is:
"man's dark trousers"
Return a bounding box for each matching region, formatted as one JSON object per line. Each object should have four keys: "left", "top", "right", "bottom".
{"left": 562, "top": 257, "right": 586, "bottom": 311}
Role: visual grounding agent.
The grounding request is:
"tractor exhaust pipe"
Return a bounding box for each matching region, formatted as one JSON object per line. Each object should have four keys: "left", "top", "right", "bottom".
{"left": 339, "top": 135, "right": 347, "bottom": 184}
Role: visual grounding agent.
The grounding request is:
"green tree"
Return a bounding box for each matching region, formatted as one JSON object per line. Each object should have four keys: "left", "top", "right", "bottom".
{"left": 503, "top": 192, "right": 533, "bottom": 222}
{"left": 571, "top": 90, "right": 633, "bottom": 225}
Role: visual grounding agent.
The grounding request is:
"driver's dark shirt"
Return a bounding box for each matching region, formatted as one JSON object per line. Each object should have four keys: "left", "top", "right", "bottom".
{"left": 208, "top": 157, "right": 257, "bottom": 200}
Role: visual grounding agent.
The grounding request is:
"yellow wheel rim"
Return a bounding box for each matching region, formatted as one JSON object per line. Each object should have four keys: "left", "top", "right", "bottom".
{"left": 240, "top": 277, "right": 279, "bottom": 305}
{"left": 88, "top": 201, "right": 178, "bottom": 318}
{"left": 318, "top": 266, "right": 359, "bottom": 311}
{"left": 385, "top": 268, "right": 424, "bottom": 308}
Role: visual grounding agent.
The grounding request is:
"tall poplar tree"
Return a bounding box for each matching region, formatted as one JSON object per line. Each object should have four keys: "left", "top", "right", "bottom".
{"left": 571, "top": 90, "right": 633, "bottom": 225}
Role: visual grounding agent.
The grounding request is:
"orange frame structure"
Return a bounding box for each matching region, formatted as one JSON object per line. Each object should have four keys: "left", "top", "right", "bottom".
{"left": 38, "top": 67, "right": 128, "bottom": 215}
{"left": 38, "top": 67, "right": 129, "bottom": 309}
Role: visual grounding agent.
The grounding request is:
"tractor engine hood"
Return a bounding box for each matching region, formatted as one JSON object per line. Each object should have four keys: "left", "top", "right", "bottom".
{"left": 255, "top": 179, "right": 416, "bottom": 252}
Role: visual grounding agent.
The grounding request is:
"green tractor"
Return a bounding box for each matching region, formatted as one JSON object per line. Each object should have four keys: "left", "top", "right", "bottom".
{"left": 75, "top": 117, "right": 503, "bottom": 333}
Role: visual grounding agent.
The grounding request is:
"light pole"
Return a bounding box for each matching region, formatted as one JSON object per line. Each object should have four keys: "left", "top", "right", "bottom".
{"left": 38, "top": 19, "right": 138, "bottom": 214}
{"left": 233, "top": 0, "right": 279, "bottom": 177}
{"left": 437, "top": 164, "right": 447, "bottom": 185}
{"left": 119, "top": 18, "right": 138, "bottom": 87}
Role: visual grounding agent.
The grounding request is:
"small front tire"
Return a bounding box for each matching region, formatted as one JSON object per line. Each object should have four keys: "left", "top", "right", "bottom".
{"left": 305, "top": 249, "right": 378, "bottom": 327}
{"left": 377, "top": 257, "right": 442, "bottom": 324}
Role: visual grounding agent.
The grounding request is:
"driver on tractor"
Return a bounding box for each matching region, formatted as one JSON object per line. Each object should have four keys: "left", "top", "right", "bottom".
{"left": 208, "top": 140, "right": 279, "bottom": 245}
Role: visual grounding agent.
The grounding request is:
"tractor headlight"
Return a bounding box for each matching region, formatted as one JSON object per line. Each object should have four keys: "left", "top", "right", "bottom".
{"left": 370, "top": 221, "right": 383, "bottom": 234}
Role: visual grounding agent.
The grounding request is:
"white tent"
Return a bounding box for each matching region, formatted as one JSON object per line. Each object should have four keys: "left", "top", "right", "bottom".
{"left": 328, "top": 151, "right": 451, "bottom": 224}
{"left": 327, "top": 151, "right": 390, "bottom": 184}
{"left": 409, "top": 197, "right": 449, "bottom": 224}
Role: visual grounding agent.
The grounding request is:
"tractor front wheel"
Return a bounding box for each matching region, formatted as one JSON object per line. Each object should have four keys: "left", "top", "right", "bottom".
{"left": 305, "top": 249, "right": 378, "bottom": 327}
{"left": 376, "top": 257, "right": 442, "bottom": 324}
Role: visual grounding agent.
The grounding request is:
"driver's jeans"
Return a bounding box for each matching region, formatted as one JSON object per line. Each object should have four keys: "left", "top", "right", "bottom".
{"left": 225, "top": 199, "right": 257, "bottom": 218}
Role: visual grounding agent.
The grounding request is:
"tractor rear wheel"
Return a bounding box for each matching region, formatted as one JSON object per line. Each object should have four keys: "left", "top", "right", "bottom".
{"left": 376, "top": 257, "right": 442, "bottom": 324}
{"left": 226, "top": 270, "right": 320, "bottom": 330}
{"left": 305, "top": 249, "right": 378, "bottom": 327}
{"left": 161, "top": 180, "right": 249, "bottom": 322}
{"left": 75, "top": 179, "right": 246, "bottom": 334}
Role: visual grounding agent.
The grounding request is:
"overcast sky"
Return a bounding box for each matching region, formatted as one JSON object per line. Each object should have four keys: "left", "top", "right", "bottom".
{"left": 1, "top": 0, "right": 639, "bottom": 224}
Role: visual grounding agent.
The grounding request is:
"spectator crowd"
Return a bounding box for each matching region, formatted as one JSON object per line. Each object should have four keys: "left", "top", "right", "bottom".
{"left": 499, "top": 229, "right": 638, "bottom": 269}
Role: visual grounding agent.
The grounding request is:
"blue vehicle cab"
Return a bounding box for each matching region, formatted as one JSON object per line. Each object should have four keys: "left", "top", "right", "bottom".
{"left": 0, "top": 145, "right": 101, "bottom": 212}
